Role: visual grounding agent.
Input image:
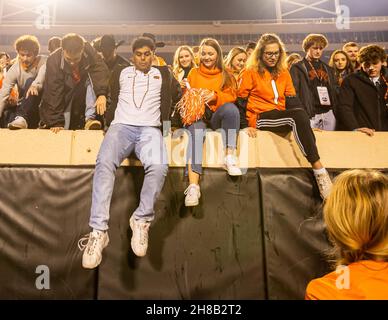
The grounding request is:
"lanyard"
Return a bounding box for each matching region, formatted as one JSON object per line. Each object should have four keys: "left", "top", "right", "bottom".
{"left": 307, "top": 59, "right": 324, "bottom": 85}
{"left": 381, "top": 74, "right": 388, "bottom": 101}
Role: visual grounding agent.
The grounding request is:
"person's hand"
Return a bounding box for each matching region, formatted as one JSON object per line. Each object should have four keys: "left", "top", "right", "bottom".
{"left": 202, "top": 89, "right": 216, "bottom": 104}
{"left": 179, "top": 79, "right": 188, "bottom": 89}
{"left": 8, "top": 92, "right": 18, "bottom": 106}
{"left": 356, "top": 127, "right": 375, "bottom": 136}
{"left": 243, "top": 127, "right": 257, "bottom": 138}
{"left": 95, "top": 95, "right": 107, "bottom": 115}
{"left": 50, "top": 127, "right": 64, "bottom": 134}
{"left": 26, "top": 85, "right": 39, "bottom": 98}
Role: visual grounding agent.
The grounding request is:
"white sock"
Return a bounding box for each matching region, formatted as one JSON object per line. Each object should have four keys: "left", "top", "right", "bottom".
{"left": 313, "top": 167, "right": 327, "bottom": 175}
{"left": 93, "top": 228, "right": 105, "bottom": 234}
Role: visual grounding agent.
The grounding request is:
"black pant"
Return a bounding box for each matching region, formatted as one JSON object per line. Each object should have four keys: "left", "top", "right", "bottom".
{"left": 16, "top": 77, "right": 41, "bottom": 128}
{"left": 257, "top": 108, "right": 320, "bottom": 164}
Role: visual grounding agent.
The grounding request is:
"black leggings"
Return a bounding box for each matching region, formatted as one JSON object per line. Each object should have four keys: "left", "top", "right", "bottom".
{"left": 257, "top": 108, "right": 320, "bottom": 164}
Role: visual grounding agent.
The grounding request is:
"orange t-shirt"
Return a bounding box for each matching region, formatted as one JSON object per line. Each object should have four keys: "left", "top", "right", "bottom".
{"left": 238, "top": 68, "right": 296, "bottom": 128}
{"left": 187, "top": 64, "right": 237, "bottom": 112}
{"left": 305, "top": 260, "right": 388, "bottom": 300}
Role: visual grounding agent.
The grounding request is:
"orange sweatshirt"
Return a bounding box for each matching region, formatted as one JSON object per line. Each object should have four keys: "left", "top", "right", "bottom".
{"left": 305, "top": 260, "right": 388, "bottom": 300}
{"left": 187, "top": 64, "right": 237, "bottom": 112}
{"left": 238, "top": 68, "right": 296, "bottom": 128}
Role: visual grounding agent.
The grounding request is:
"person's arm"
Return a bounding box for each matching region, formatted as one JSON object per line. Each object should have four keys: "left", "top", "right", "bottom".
{"left": 236, "top": 69, "right": 254, "bottom": 129}
{"left": 289, "top": 64, "right": 301, "bottom": 96}
{"left": 40, "top": 55, "right": 66, "bottom": 128}
{"left": 170, "top": 70, "right": 183, "bottom": 128}
{"left": 26, "top": 62, "right": 46, "bottom": 98}
{"left": 0, "top": 63, "right": 18, "bottom": 116}
{"left": 86, "top": 43, "right": 110, "bottom": 115}
{"left": 336, "top": 76, "right": 360, "bottom": 131}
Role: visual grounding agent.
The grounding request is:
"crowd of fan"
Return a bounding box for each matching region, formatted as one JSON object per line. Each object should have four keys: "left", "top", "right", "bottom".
{"left": 0, "top": 32, "right": 387, "bottom": 134}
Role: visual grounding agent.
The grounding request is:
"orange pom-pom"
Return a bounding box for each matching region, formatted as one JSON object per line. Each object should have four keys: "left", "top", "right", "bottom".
{"left": 176, "top": 88, "right": 209, "bottom": 126}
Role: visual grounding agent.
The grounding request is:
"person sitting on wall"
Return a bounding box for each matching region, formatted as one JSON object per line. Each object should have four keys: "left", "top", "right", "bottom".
{"left": 237, "top": 33, "right": 332, "bottom": 200}
{"left": 78, "top": 36, "right": 181, "bottom": 268}
{"left": 306, "top": 169, "right": 388, "bottom": 300}
{"left": 177, "top": 38, "right": 242, "bottom": 208}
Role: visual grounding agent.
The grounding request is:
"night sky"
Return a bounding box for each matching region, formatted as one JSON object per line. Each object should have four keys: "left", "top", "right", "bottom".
{"left": 55, "top": 0, "right": 388, "bottom": 22}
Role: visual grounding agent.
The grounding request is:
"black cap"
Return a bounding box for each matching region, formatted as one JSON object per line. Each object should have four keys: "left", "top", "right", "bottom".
{"left": 100, "top": 35, "right": 125, "bottom": 50}
{"left": 142, "top": 33, "right": 165, "bottom": 48}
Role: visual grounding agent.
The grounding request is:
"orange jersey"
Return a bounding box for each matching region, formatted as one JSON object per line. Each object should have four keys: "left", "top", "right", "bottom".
{"left": 305, "top": 260, "right": 388, "bottom": 300}
{"left": 238, "top": 68, "right": 296, "bottom": 127}
{"left": 187, "top": 64, "right": 237, "bottom": 112}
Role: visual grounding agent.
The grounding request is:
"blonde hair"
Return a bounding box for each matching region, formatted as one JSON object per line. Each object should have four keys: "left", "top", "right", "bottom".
{"left": 224, "top": 47, "right": 247, "bottom": 71}
{"left": 199, "top": 38, "right": 235, "bottom": 90}
{"left": 246, "top": 33, "right": 287, "bottom": 78}
{"left": 172, "top": 45, "right": 196, "bottom": 79}
{"left": 285, "top": 53, "right": 302, "bottom": 70}
{"left": 324, "top": 169, "right": 388, "bottom": 266}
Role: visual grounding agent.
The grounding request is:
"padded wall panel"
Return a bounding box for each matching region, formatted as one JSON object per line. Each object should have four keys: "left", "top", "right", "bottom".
{"left": 0, "top": 167, "right": 96, "bottom": 299}
{"left": 97, "top": 168, "right": 265, "bottom": 299}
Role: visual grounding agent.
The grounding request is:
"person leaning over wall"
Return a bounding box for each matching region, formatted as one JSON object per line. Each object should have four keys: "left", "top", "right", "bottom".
{"left": 0, "top": 35, "right": 46, "bottom": 129}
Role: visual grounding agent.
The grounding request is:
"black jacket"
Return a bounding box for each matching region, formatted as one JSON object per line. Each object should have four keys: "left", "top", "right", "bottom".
{"left": 290, "top": 59, "right": 337, "bottom": 118}
{"left": 337, "top": 69, "right": 388, "bottom": 131}
{"left": 104, "top": 54, "right": 131, "bottom": 126}
{"left": 109, "top": 65, "right": 182, "bottom": 133}
{"left": 40, "top": 42, "right": 109, "bottom": 128}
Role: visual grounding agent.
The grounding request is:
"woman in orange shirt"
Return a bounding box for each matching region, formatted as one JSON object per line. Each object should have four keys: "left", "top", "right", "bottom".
{"left": 182, "top": 38, "right": 242, "bottom": 207}
{"left": 306, "top": 169, "right": 388, "bottom": 300}
{"left": 237, "top": 33, "right": 331, "bottom": 199}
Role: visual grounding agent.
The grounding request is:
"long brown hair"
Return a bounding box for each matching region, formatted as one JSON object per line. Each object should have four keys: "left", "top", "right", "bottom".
{"left": 199, "top": 38, "right": 235, "bottom": 90}
{"left": 329, "top": 50, "right": 354, "bottom": 82}
{"left": 246, "top": 33, "right": 287, "bottom": 78}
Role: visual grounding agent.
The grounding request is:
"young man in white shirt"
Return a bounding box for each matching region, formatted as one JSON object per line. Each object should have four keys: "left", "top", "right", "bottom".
{"left": 79, "top": 37, "right": 181, "bottom": 269}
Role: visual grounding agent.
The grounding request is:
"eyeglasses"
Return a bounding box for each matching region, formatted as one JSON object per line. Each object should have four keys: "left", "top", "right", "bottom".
{"left": 264, "top": 51, "right": 280, "bottom": 58}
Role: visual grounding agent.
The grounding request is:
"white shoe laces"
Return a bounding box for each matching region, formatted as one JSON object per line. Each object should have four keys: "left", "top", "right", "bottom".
{"left": 78, "top": 232, "right": 102, "bottom": 255}
{"left": 184, "top": 185, "right": 198, "bottom": 197}
{"left": 134, "top": 222, "right": 150, "bottom": 245}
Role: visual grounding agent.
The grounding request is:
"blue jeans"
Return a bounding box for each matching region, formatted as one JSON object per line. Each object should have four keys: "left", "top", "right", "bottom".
{"left": 89, "top": 124, "right": 168, "bottom": 231}
{"left": 85, "top": 78, "right": 97, "bottom": 121}
{"left": 15, "top": 77, "right": 41, "bottom": 128}
{"left": 185, "top": 102, "right": 240, "bottom": 175}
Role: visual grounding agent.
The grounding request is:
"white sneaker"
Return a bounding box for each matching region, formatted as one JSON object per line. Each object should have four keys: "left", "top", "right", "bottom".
{"left": 78, "top": 229, "right": 109, "bottom": 269}
{"left": 184, "top": 184, "right": 201, "bottom": 207}
{"left": 8, "top": 116, "right": 28, "bottom": 130}
{"left": 314, "top": 170, "right": 333, "bottom": 200}
{"left": 129, "top": 215, "right": 151, "bottom": 257}
{"left": 224, "top": 154, "right": 242, "bottom": 176}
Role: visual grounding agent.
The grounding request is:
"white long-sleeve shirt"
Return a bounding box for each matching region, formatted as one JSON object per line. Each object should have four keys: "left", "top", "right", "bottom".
{"left": 111, "top": 66, "right": 162, "bottom": 127}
